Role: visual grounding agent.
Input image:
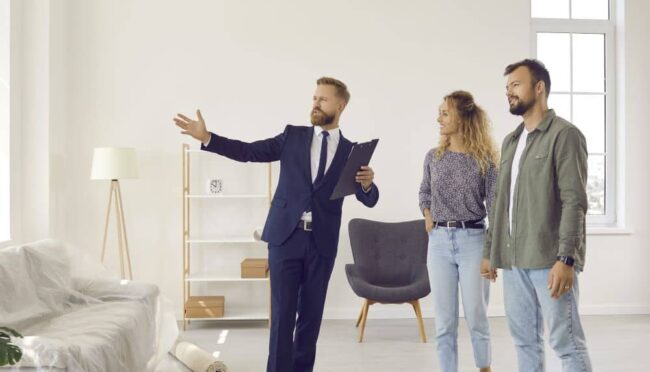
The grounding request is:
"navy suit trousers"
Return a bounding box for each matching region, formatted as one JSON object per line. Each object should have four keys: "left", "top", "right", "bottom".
{"left": 266, "top": 228, "right": 336, "bottom": 372}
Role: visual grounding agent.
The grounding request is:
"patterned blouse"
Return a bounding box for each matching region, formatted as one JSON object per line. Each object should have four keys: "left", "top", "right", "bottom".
{"left": 418, "top": 149, "right": 498, "bottom": 222}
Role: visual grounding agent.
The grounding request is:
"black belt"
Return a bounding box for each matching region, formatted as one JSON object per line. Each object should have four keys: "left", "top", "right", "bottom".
{"left": 297, "top": 220, "right": 313, "bottom": 231}
{"left": 433, "top": 219, "right": 484, "bottom": 229}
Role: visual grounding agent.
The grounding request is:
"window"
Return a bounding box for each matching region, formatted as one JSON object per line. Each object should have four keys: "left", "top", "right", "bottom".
{"left": 531, "top": 0, "right": 616, "bottom": 225}
{"left": 0, "top": 0, "right": 10, "bottom": 242}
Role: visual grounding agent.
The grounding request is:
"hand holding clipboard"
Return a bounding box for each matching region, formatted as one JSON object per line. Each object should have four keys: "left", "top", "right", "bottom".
{"left": 330, "top": 139, "right": 379, "bottom": 200}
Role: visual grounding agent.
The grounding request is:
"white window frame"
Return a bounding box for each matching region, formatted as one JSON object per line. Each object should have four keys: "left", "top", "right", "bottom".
{"left": 531, "top": 1, "right": 617, "bottom": 226}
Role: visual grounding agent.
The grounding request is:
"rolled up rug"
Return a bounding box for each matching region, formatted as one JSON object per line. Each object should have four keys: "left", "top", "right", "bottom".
{"left": 170, "top": 341, "right": 227, "bottom": 372}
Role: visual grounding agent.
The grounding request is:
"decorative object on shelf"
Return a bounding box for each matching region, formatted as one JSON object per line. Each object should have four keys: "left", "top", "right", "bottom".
{"left": 185, "top": 296, "right": 225, "bottom": 318}
{"left": 253, "top": 227, "right": 264, "bottom": 241}
{"left": 241, "top": 258, "right": 269, "bottom": 278}
{"left": 0, "top": 326, "right": 23, "bottom": 366}
{"left": 91, "top": 147, "right": 138, "bottom": 280}
{"left": 207, "top": 178, "right": 223, "bottom": 194}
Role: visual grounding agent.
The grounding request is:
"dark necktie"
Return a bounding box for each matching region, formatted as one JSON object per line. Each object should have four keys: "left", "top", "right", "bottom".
{"left": 314, "top": 131, "right": 330, "bottom": 184}
{"left": 306, "top": 131, "right": 329, "bottom": 213}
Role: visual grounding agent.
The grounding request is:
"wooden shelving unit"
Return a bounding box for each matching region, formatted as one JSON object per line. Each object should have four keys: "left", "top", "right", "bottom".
{"left": 182, "top": 144, "right": 272, "bottom": 329}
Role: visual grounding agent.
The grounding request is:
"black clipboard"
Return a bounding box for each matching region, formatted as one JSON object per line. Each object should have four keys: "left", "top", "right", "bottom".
{"left": 329, "top": 139, "right": 379, "bottom": 200}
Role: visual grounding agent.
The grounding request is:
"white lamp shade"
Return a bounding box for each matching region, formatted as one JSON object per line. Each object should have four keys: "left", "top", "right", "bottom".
{"left": 91, "top": 147, "right": 138, "bottom": 180}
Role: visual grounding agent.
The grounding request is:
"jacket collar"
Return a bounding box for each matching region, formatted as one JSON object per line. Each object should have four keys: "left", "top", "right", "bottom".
{"left": 510, "top": 109, "right": 556, "bottom": 141}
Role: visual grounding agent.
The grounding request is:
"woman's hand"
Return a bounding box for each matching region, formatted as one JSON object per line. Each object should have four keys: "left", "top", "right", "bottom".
{"left": 425, "top": 215, "right": 434, "bottom": 234}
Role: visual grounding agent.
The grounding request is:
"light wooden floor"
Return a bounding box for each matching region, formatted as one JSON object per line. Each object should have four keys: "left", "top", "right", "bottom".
{"left": 167, "top": 315, "right": 650, "bottom": 371}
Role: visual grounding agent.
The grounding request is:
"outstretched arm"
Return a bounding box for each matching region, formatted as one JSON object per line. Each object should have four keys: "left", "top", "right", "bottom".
{"left": 174, "top": 110, "right": 286, "bottom": 163}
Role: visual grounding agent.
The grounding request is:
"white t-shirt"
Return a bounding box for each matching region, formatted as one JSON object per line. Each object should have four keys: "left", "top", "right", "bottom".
{"left": 509, "top": 128, "right": 530, "bottom": 234}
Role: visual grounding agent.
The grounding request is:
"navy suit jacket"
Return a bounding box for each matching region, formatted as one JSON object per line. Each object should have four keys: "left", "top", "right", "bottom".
{"left": 201, "top": 125, "right": 379, "bottom": 257}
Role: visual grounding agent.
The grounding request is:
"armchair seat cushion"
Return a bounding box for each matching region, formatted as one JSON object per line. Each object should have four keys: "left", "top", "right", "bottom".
{"left": 346, "top": 263, "right": 430, "bottom": 303}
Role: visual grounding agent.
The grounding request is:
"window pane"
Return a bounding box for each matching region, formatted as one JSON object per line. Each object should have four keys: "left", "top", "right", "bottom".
{"left": 573, "top": 94, "right": 605, "bottom": 153}
{"left": 548, "top": 94, "right": 571, "bottom": 121}
{"left": 531, "top": 0, "right": 569, "bottom": 18}
{"left": 573, "top": 34, "right": 605, "bottom": 93}
{"left": 572, "top": 0, "right": 609, "bottom": 20}
{"left": 537, "top": 33, "right": 571, "bottom": 92}
{"left": 587, "top": 155, "right": 605, "bottom": 215}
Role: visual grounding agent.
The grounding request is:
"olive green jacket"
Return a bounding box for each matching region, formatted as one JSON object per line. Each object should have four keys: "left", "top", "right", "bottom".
{"left": 484, "top": 109, "right": 588, "bottom": 271}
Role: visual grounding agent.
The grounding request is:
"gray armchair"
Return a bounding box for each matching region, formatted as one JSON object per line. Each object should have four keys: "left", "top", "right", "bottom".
{"left": 345, "top": 218, "right": 431, "bottom": 342}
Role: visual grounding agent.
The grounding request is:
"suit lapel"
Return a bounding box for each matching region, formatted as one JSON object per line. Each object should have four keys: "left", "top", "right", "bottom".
{"left": 304, "top": 127, "right": 315, "bottom": 184}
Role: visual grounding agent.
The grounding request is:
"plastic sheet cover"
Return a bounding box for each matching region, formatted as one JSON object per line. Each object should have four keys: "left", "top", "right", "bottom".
{"left": 0, "top": 239, "right": 179, "bottom": 371}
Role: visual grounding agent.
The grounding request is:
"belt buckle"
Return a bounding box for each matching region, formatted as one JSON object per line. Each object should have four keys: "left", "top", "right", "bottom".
{"left": 302, "top": 220, "right": 312, "bottom": 232}
{"left": 445, "top": 221, "right": 466, "bottom": 229}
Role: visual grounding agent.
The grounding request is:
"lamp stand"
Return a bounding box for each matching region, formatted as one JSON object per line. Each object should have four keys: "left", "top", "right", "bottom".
{"left": 100, "top": 179, "right": 133, "bottom": 279}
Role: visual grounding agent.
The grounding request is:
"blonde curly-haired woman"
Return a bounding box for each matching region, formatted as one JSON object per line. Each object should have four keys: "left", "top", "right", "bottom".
{"left": 419, "top": 90, "right": 499, "bottom": 372}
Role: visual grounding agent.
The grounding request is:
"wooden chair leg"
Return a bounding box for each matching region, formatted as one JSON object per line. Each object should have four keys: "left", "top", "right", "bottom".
{"left": 355, "top": 303, "right": 364, "bottom": 327}
{"left": 358, "top": 299, "right": 371, "bottom": 343}
{"left": 411, "top": 299, "right": 427, "bottom": 343}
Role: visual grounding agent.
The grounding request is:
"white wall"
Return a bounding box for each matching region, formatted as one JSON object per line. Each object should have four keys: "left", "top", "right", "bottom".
{"left": 0, "top": 0, "right": 11, "bottom": 243}
{"left": 17, "top": 0, "right": 51, "bottom": 243}
{"left": 17, "top": 0, "right": 650, "bottom": 319}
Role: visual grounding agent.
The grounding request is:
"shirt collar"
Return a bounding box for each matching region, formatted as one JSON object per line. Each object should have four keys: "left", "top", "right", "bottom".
{"left": 510, "top": 109, "right": 556, "bottom": 141}
{"left": 314, "top": 126, "right": 340, "bottom": 141}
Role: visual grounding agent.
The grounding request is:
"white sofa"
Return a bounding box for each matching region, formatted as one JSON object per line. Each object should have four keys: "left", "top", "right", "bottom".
{"left": 0, "top": 239, "right": 178, "bottom": 372}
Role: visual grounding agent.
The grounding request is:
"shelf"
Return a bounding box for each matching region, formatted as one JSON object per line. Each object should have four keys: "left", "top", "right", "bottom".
{"left": 185, "top": 194, "right": 268, "bottom": 199}
{"left": 184, "top": 312, "right": 269, "bottom": 321}
{"left": 186, "top": 272, "right": 270, "bottom": 283}
{"left": 187, "top": 237, "right": 263, "bottom": 244}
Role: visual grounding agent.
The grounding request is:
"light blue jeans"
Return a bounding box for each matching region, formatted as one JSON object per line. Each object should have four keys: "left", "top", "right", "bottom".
{"left": 503, "top": 267, "right": 592, "bottom": 372}
{"left": 428, "top": 226, "right": 491, "bottom": 372}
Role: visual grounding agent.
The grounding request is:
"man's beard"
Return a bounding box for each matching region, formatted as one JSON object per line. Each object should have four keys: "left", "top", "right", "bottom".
{"left": 310, "top": 109, "right": 335, "bottom": 126}
{"left": 509, "top": 96, "right": 536, "bottom": 116}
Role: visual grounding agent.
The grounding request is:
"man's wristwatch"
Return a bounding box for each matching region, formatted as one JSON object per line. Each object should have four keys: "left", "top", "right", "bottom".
{"left": 557, "top": 256, "right": 575, "bottom": 267}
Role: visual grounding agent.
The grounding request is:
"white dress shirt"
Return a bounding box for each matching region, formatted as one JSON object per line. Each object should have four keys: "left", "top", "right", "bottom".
{"left": 302, "top": 126, "right": 340, "bottom": 222}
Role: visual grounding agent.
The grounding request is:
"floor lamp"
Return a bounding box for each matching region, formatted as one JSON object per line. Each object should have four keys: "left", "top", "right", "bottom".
{"left": 91, "top": 147, "right": 138, "bottom": 280}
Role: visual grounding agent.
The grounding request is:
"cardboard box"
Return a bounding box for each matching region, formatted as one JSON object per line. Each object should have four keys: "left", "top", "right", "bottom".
{"left": 241, "top": 258, "right": 269, "bottom": 278}
{"left": 185, "top": 296, "right": 224, "bottom": 318}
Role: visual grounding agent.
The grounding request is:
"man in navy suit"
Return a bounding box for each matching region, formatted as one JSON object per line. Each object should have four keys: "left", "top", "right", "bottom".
{"left": 174, "top": 77, "right": 379, "bottom": 372}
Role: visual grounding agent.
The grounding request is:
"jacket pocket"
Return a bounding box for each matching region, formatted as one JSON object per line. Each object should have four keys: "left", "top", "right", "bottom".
{"left": 530, "top": 153, "right": 549, "bottom": 171}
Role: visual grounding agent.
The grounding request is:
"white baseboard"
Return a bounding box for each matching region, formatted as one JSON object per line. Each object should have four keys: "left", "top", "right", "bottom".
{"left": 323, "top": 304, "right": 650, "bottom": 320}
{"left": 578, "top": 304, "right": 650, "bottom": 315}
{"left": 173, "top": 304, "right": 650, "bottom": 323}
